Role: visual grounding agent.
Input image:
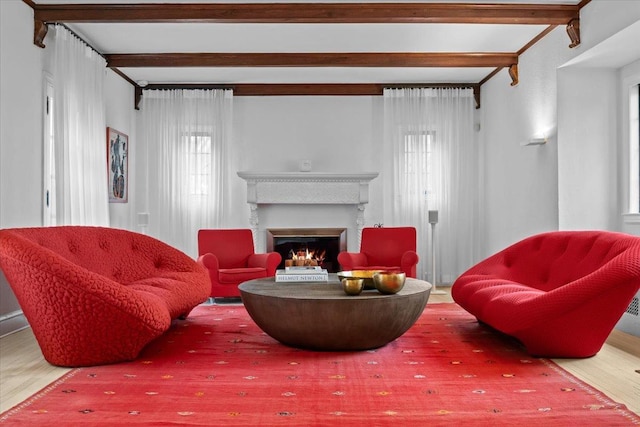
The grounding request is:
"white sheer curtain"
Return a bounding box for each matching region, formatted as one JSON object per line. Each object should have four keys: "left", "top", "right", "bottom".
{"left": 140, "top": 89, "right": 233, "bottom": 257}
{"left": 46, "top": 25, "right": 109, "bottom": 225}
{"left": 383, "top": 87, "right": 478, "bottom": 284}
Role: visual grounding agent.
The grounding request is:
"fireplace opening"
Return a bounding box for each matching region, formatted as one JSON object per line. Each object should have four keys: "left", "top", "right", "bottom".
{"left": 267, "top": 228, "right": 346, "bottom": 273}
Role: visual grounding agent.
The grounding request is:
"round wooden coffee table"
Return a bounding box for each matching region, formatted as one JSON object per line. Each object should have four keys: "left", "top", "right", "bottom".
{"left": 238, "top": 275, "right": 432, "bottom": 351}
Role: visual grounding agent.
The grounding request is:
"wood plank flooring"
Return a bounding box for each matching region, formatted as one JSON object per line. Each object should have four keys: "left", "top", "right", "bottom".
{"left": 1, "top": 288, "right": 639, "bottom": 415}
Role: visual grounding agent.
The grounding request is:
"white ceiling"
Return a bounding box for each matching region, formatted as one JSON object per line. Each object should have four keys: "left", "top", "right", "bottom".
{"left": 34, "top": 0, "right": 584, "bottom": 86}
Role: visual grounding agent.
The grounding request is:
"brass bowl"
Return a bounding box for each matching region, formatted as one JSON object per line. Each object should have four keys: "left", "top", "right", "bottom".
{"left": 372, "top": 271, "right": 406, "bottom": 294}
{"left": 337, "top": 270, "right": 383, "bottom": 290}
{"left": 341, "top": 278, "right": 364, "bottom": 296}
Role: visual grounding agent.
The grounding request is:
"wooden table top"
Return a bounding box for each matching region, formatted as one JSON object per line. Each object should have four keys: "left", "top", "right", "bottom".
{"left": 238, "top": 274, "right": 431, "bottom": 300}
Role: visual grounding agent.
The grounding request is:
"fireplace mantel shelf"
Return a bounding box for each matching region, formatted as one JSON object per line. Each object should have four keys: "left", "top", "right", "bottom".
{"left": 237, "top": 171, "right": 378, "bottom": 183}
{"left": 238, "top": 171, "right": 378, "bottom": 205}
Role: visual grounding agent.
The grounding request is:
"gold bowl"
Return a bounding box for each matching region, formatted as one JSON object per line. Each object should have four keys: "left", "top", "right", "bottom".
{"left": 341, "top": 278, "right": 364, "bottom": 296}
{"left": 372, "top": 271, "right": 406, "bottom": 294}
{"left": 337, "top": 270, "right": 383, "bottom": 289}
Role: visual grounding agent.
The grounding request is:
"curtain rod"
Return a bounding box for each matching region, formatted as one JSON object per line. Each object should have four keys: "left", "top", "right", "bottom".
{"left": 55, "top": 23, "right": 106, "bottom": 61}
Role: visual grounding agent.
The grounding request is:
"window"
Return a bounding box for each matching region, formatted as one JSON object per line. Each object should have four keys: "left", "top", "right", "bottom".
{"left": 185, "top": 133, "right": 212, "bottom": 196}
{"left": 403, "top": 131, "right": 435, "bottom": 204}
{"left": 630, "top": 84, "right": 639, "bottom": 213}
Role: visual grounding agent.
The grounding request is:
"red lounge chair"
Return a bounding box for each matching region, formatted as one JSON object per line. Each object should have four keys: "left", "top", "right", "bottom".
{"left": 198, "top": 229, "right": 281, "bottom": 298}
{"left": 337, "top": 226, "right": 419, "bottom": 278}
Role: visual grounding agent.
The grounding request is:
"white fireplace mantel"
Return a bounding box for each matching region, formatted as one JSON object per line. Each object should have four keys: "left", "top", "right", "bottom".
{"left": 237, "top": 171, "right": 378, "bottom": 205}
{"left": 237, "top": 171, "right": 379, "bottom": 250}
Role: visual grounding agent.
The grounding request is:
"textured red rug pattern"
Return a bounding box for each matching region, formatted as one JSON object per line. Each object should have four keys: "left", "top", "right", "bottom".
{"left": 1, "top": 303, "right": 638, "bottom": 426}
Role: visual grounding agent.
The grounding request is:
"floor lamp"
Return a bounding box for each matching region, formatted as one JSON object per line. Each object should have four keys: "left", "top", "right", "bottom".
{"left": 429, "top": 210, "right": 446, "bottom": 295}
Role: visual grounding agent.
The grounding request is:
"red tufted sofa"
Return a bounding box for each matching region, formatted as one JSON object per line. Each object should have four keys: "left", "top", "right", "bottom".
{"left": 452, "top": 231, "right": 640, "bottom": 358}
{"left": 0, "top": 226, "right": 210, "bottom": 367}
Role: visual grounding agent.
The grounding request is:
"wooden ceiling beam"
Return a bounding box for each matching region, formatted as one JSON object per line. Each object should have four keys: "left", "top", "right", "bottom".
{"left": 134, "top": 83, "right": 482, "bottom": 109}
{"left": 106, "top": 52, "right": 517, "bottom": 68}
{"left": 32, "top": 3, "right": 580, "bottom": 25}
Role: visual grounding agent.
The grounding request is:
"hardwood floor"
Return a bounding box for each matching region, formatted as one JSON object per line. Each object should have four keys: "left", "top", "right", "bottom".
{"left": 1, "top": 288, "right": 639, "bottom": 415}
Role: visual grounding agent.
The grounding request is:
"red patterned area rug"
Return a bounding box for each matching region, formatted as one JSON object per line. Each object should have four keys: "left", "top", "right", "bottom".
{"left": 2, "top": 303, "right": 638, "bottom": 426}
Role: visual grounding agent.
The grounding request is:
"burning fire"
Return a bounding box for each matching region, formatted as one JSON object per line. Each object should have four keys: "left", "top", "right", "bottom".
{"left": 287, "top": 248, "right": 326, "bottom": 267}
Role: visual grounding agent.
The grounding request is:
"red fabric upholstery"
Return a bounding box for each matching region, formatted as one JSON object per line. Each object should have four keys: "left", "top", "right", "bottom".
{"left": 337, "top": 227, "right": 419, "bottom": 277}
{"left": 197, "top": 229, "right": 281, "bottom": 297}
{"left": 452, "top": 230, "right": 640, "bottom": 358}
{"left": 0, "top": 226, "right": 210, "bottom": 367}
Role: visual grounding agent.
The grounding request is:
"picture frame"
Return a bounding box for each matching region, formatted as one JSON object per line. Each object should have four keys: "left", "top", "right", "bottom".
{"left": 107, "top": 127, "right": 128, "bottom": 203}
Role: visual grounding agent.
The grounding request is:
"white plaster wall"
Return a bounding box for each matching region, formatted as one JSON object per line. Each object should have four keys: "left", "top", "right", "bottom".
{"left": 481, "top": 1, "right": 640, "bottom": 257}
{"left": 0, "top": 0, "right": 44, "bottom": 334}
{"left": 105, "top": 72, "right": 137, "bottom": 231}
{"left": 578, "top": 0, "right": 640, "bottom": 52}
{"left": 480, "top": 26, "right": 571, "bottom": 256}
{"left": 0, "top": 0, "right": 43, "bottom": 229}
{"left": 229, "top": 96, "right": 385, "bottom": 241}
{"left": 557, "top": 68, "right": 618, "bottom": 231}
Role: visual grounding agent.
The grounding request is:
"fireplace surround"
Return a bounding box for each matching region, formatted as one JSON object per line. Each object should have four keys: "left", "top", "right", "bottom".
{"left": 237, "top": 171, "right": 378, "bottom": 254}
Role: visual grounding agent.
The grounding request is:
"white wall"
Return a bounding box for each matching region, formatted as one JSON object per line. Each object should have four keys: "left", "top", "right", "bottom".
{"left": 480, "top": 26, "right": 570, "bottom": 256}
{"left": 228, "top": 96, "right": 385, "bottom": 232}
{"left": 0, "top": 0, "right": 43, "bottom": 229}
{"left": 0, "top": 0, "right": 44, "bottom": 335}
{"left": 105, "top": 72, "right": 137, "bottom": 230}
{"left": 481, "top": 0, "right": 640, "bottom": 257}
{"left": 558, "top": 68, "right": 618, "bottom": 230}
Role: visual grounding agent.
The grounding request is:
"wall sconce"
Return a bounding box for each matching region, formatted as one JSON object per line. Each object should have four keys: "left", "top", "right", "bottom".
{"left": 521, "top": 137, "right": 547, "bottom": 146}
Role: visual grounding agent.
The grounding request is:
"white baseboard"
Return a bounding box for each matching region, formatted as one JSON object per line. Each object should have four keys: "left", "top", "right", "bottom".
{"left": 0, "top": 310, "right": 28, "bottom": 338}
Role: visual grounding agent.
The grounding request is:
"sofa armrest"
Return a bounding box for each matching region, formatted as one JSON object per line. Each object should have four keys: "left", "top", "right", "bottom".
{"left": 337, "top": 252, "right": 368, "bottom": 270}
{"left": 400, "top": 251, "right": 419, "bottom": 272}
{"left": 197, "top": 253, "right": 220, "bottom": 274}
{"left": 247, "top": 252, "right": 282, "bottom": 275}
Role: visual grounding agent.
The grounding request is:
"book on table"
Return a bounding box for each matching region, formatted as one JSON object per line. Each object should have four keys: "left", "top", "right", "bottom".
{"left": 276, "top": 267, "right": 329, "bottom": 282}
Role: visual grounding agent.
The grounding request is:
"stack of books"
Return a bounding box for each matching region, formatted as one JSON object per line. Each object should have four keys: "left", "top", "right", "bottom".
{"left": 275, "top": 266, "right": 329, "bottom": 282}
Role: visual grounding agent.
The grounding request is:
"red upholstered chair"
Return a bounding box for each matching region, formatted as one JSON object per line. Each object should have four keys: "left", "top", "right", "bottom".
{"left": 337, "top": 227, "right": 419, "bottom": 278}
{"left": 0, "top": 226, "right": 210, "bottom": 367}
{"left": 452, "top": 231, "right": 640, "bottom": 358}
{"left": 197, "top": 229, "right": 282, "bottom": 298}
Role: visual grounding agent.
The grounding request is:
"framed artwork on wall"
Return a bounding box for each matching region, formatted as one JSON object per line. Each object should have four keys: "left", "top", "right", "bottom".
{"left": 107, "top": 127, "right": 128, "bottom": 203}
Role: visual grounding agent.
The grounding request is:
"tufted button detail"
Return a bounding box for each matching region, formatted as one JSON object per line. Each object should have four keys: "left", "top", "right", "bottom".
{"left": 503, "top": 255, "right": 513, "bottom": 268}
{"left": 539, "top": 271, "right": 550, "bottom": 284}
{"left": 99, "top": 240, "right": 110, "bottom": 251}
{"left": 67, "top": 241, "right": 79, "bottom": 253}
{"left": 154, "top": 258, "right": 164, "bottom": 269}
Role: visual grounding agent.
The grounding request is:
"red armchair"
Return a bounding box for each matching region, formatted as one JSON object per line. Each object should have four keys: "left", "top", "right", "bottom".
{"left": 337, "top": 227, "right": 419, "bottom": 278}
{"left": 198, "top": 229, "right": 282, "bottom": 298}
{"left": 452, "top": 231, "right": 640, "bottom": 358}
{"left": 0, "top": 226, "right": 210, "bottom": 367}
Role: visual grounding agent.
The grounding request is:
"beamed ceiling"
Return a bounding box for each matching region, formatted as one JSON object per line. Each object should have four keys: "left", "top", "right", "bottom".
{"left": 25, "top": 0, "right": 590, "bottom": 108}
